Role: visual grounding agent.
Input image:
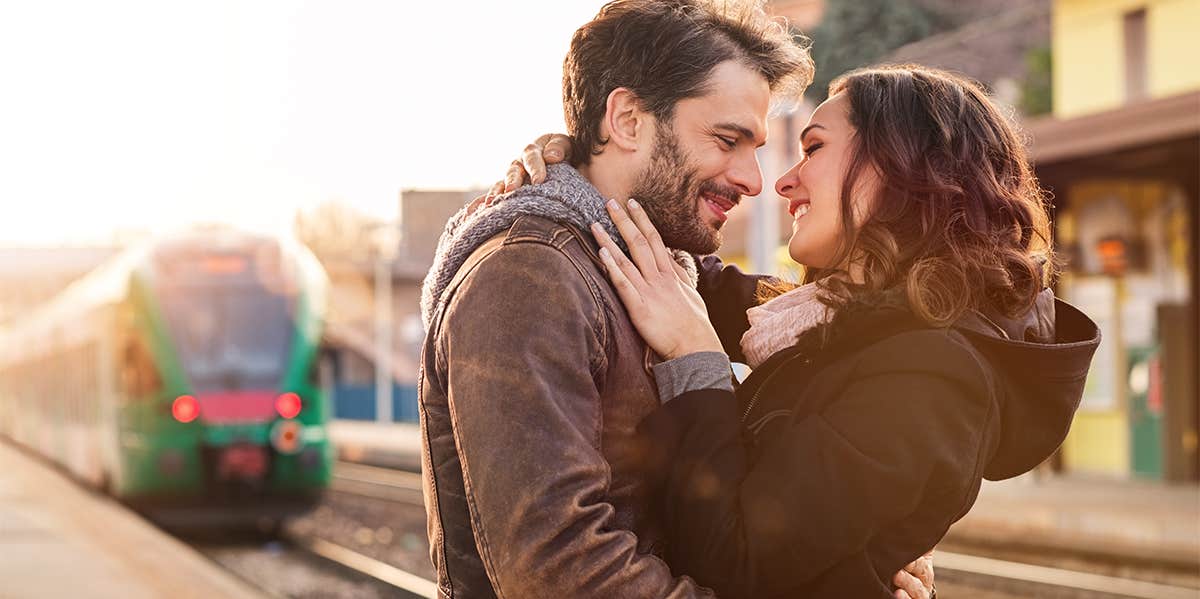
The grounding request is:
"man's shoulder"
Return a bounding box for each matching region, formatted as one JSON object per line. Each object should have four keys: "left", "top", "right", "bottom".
{"left": 501, "top": 214, "right": 591, "bottom": 251}
{"left": 436, "top": 219, "right": 611, "bottom": 356}
{"left": 460, "top": 215, "right": 599, "bottom": 280}
{"left": 446, "top": 218, "right": 606, "bottom": 314}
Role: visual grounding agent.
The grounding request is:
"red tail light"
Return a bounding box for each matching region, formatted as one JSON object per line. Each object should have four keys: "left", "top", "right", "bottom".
{"left": 275, "top": 392, "right": 302, "bottom": 419}
{"left": 172, "top": 395, "right": 199, "bottom": 423}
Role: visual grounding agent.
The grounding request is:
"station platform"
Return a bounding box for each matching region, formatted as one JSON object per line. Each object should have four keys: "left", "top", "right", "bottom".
{"left": 332, "top": 419, "right": 1200, "bottom": 569}
{"left": 945, "top": 472, "right": 1200, "bottom": 568}
{"left": 330, "top": 419, "right": 422, "bottom": 471}
{"left": 0, "top": 441, "right": 264, "bottom": 599}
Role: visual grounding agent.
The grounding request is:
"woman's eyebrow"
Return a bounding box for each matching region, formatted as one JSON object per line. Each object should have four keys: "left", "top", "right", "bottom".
{"left": 800, "top": 123, "right": 826, "bottom": 144}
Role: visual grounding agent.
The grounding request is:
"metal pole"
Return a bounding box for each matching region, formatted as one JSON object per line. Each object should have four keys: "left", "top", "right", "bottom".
{"left": 750, "top": 146, "right": 781, "bottom": 275}
{"left": 374, "top": 253, "right": 393, "bottom": 423}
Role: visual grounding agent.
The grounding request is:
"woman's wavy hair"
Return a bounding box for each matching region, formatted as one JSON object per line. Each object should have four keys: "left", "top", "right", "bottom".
{"left": 793, "top": 64, "right": 1055, "bottom": 327}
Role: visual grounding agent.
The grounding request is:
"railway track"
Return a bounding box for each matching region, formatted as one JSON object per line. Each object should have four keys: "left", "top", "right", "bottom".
{"left": 328, "top": 459, "right": 1200, "bottom": 599}
{"left": 936, "top": 550, "right": 1198, "bottom": 599}
{"left": 288, "top": 534, "right": 437, "bottom": 599}
{"left": 192, "top": 461, "right": 437, "bottom": 598}
{"left": 331, "top": 460, "right": 424, "bottom": 505}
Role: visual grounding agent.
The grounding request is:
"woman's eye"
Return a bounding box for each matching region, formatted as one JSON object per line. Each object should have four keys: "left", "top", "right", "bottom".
{"left": 803, "top": 142, "right": 823, "bottom": 156}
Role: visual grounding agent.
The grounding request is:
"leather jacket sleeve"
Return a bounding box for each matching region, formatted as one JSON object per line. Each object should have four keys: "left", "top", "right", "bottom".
{"left": 694, "top": 255, "right": 775, "bottom": 363}
{"left": 435, "top": 241, "right": 710, "bottom": 599}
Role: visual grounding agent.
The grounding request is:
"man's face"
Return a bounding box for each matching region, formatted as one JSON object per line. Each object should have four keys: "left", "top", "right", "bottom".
{"left": 630, "top": 60, "right": 769, "bottom": 254}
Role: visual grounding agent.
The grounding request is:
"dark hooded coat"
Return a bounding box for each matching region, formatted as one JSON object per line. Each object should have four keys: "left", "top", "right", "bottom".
{"left": 636, "top": 257, "right": 1101, "bottom": 598}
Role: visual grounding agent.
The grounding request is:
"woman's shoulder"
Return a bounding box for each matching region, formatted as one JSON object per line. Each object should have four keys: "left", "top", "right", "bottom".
{"left": 841, "top": 326, "right": 996, "bottom": 405}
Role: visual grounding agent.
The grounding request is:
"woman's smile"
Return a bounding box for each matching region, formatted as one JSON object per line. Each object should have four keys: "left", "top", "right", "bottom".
{"left": 788, "top": 198, "right": 810, "bottom": 218}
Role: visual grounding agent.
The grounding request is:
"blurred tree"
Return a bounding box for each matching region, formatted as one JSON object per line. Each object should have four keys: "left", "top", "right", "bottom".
{"left": 1020, "top": 46, "right": 1054, "bottom": 116}
{"left": 293, "top": 200, "right": 379, "bottom": 261}
{"left": 805, "top": 0, "right": 942, "bottom": 101}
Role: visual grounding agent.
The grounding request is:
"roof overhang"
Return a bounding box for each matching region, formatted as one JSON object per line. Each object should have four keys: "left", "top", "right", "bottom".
{"left": 1023, "top": 91, "right": 1200, "bottom": 165}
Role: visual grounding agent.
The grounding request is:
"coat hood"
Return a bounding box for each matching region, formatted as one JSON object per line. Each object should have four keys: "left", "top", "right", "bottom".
{"left": 953, "top": 289, "right": 1101, "bottom": 480}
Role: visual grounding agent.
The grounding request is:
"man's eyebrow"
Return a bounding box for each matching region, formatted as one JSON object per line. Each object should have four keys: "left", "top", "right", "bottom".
{"left": 714, "top": 122, "right": 766, "bottom": 147}
{"left": 800, "top": 123, "right": 826, "bottom": 143}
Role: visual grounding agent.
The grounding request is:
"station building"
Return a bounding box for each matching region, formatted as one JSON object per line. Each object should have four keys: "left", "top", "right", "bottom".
{"left": 1026, "top": 0, "right": 1199, "bottom": 481}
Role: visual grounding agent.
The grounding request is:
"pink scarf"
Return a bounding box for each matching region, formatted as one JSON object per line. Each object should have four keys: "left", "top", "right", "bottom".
{"left": 739, "top": 280, "right": 834, "bottom": 369}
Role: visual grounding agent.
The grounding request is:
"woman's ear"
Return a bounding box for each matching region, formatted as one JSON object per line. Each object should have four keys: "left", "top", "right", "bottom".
{"left": 601, "top": 87, "right": 649, "bottom": 153}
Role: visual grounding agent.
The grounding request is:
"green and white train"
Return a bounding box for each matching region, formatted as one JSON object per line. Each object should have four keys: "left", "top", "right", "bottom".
{"left": 0, "top": 230, "right": 332, "bottom": 519}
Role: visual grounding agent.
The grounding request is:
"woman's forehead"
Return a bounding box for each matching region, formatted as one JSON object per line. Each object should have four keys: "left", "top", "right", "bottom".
{"left": 806, "top": 92, "right": 851, "bottom": 132}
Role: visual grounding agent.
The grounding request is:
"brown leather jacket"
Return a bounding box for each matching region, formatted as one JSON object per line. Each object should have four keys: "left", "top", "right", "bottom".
{"left": 419, "top": 215, "right": 712, "bottom": 598}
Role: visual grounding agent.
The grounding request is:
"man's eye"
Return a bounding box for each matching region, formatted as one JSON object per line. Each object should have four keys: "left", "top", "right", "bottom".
{"left": 717, "top": 136, "right": 736, "bottom": 149}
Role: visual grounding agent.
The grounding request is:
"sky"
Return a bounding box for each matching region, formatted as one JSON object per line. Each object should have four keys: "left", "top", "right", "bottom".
{"left": 0, "top": 1, "right": 610, "bottom": 245}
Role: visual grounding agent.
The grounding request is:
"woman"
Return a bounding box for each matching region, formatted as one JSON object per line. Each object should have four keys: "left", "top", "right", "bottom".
{"left": 499, "top": 65, "right": 1099, "bottom": 597}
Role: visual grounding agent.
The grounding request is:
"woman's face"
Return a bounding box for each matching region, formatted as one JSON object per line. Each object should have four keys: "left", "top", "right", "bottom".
{"left": 775, "top": 92, "right": 879, "bottom": 269}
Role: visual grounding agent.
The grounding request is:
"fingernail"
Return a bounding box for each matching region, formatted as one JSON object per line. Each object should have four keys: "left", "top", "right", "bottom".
{"left": 628, "top": 198, "right": 639, "bottom": 210}
{"left": 607, "top": 199, "right": 617, "bottom": 210}
{"left": 590, "top": 222, "right": 601, "bottom": 234}
{"left": 599, "top": 247, "right": 610, "bottom": 260}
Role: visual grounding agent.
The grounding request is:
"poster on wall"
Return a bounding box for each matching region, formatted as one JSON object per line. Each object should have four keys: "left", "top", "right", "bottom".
{"left": 1064, "top": 276, "right": 1117, "bottom": 411}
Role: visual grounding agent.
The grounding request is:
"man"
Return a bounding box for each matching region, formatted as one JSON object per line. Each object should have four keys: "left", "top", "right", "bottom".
{"left": 419, "top": 2, "right": 929, "bottom": 597}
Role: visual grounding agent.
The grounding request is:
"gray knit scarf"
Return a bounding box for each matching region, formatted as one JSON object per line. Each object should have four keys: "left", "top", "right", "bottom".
{"left": 420, "top": 163, "right": 699, "bottom": 328}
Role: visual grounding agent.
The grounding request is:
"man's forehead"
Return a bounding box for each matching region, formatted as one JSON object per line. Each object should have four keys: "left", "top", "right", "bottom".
{"left": 676, "top": 72, "right": 771, "bottom": 143}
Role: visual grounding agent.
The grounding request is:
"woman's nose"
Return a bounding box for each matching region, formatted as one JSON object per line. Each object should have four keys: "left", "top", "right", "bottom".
{"left": 775, "top": 162, "right": 801, "bottom": 197}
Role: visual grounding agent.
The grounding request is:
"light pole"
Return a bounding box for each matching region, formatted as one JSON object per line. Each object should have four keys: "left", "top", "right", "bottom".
{"left": 372, "top": 224, "right": 399, "bottom": 423}
{"left": 750, "top": 146, "right": 781, "bottom": 276}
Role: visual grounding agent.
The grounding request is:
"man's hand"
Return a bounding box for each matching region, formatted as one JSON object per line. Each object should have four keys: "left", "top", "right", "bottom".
{"left": 893, "top": 550, "right": 935, "bottom": 599}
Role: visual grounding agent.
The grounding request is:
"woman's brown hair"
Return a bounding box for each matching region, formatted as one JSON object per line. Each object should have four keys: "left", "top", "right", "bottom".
{"left": 783, "top": 64, "right": 1054, "bottom": 328}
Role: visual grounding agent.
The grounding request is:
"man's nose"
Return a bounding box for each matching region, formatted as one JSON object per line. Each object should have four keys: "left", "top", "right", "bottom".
{"left": 728, "top": 150, "right": 763, "bottom": 197}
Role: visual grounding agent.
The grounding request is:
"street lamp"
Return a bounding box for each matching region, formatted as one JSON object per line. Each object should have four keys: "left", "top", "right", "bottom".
{"left": 371, "top": 223, "right": 399, "bottom": 423}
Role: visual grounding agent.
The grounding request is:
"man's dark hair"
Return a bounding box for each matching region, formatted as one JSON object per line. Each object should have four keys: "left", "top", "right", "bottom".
{"left": 563, "top": 0, "right": 813, "bottom": 165}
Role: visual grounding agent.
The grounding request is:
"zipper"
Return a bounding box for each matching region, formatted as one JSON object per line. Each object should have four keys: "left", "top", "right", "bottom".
{"left": 747, "top": 409, "right": 792, "bottom": 435}
{"left": 741, "top": 353, "right": 809, "bottom": 424}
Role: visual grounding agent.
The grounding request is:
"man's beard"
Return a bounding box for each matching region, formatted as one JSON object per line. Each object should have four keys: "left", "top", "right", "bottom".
{"left": 629, "top": 126, "right": 730, "bottom": 255}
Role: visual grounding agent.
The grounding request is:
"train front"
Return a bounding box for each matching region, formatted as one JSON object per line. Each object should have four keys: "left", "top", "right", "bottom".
{"left": 129, "top": 234, "right": 331, "bottom": 522}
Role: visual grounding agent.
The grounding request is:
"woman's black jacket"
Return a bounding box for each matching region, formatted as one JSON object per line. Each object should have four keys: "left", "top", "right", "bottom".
{"left": 637, "top": 257, "right": 1101, "bottom": 598}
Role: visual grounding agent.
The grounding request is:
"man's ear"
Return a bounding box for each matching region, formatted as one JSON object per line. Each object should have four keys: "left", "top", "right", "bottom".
{"left": 601, "top": 87, "right": 650, "bottom": 152}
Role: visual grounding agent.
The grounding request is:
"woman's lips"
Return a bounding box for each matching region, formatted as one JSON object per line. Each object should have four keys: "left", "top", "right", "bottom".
{"left": 788, "top": 198, "right": 811, "bottom": 217}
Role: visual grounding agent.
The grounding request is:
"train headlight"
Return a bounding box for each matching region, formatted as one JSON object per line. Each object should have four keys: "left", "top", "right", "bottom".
{"left": 275, "top": 392, "right": 302, "bottom": 419}
{"left": 172, "top": 395, "right": 200, "bottom": 423}
{"left": 271, "top": 419, "right": 303, "bottom": 455}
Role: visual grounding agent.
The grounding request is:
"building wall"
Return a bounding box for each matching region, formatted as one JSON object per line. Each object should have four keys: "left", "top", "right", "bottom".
{"left": 1053, "top": 0, "right": 1200, "bottom": 117}
{"left": 398, "top": 189, "right": 478, "bottom": 267}
{"left": 1049, "top": 0, "right": 1199, "bottom": 480}
{"left": 1150, "top": 0, "right": 1200, "bottom": 97}
{"left": 1056, "top": 180, "right": 1190, "bottom": 476}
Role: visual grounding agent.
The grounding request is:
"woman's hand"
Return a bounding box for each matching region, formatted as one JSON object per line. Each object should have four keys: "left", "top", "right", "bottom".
{"left": 502, "top": 133, "right": 572, "bottom": 191}
{"left": 478, "top": 133, "right": 574, "bottom": 212}
{"left": 592, "top": 198, "right": 722, "bottom": 360}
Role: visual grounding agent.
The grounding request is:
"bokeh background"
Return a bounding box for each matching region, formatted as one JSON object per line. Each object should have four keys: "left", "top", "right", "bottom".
{"left": 0, "top": 1, "right": 1197, "bottom": 596}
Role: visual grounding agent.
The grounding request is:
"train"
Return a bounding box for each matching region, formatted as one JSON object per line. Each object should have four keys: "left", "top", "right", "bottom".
{"left": 0, "top": 229, "right": 332, "bottom": 524}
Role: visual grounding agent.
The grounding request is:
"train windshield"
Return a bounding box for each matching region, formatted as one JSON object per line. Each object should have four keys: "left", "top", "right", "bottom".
{"left": 157, "top": 271, "right": 295, "bottom": 393}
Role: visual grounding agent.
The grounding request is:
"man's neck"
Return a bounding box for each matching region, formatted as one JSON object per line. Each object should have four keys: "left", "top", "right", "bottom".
{"left": 576, "top": 159, "right": 631, "bottom": 207}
